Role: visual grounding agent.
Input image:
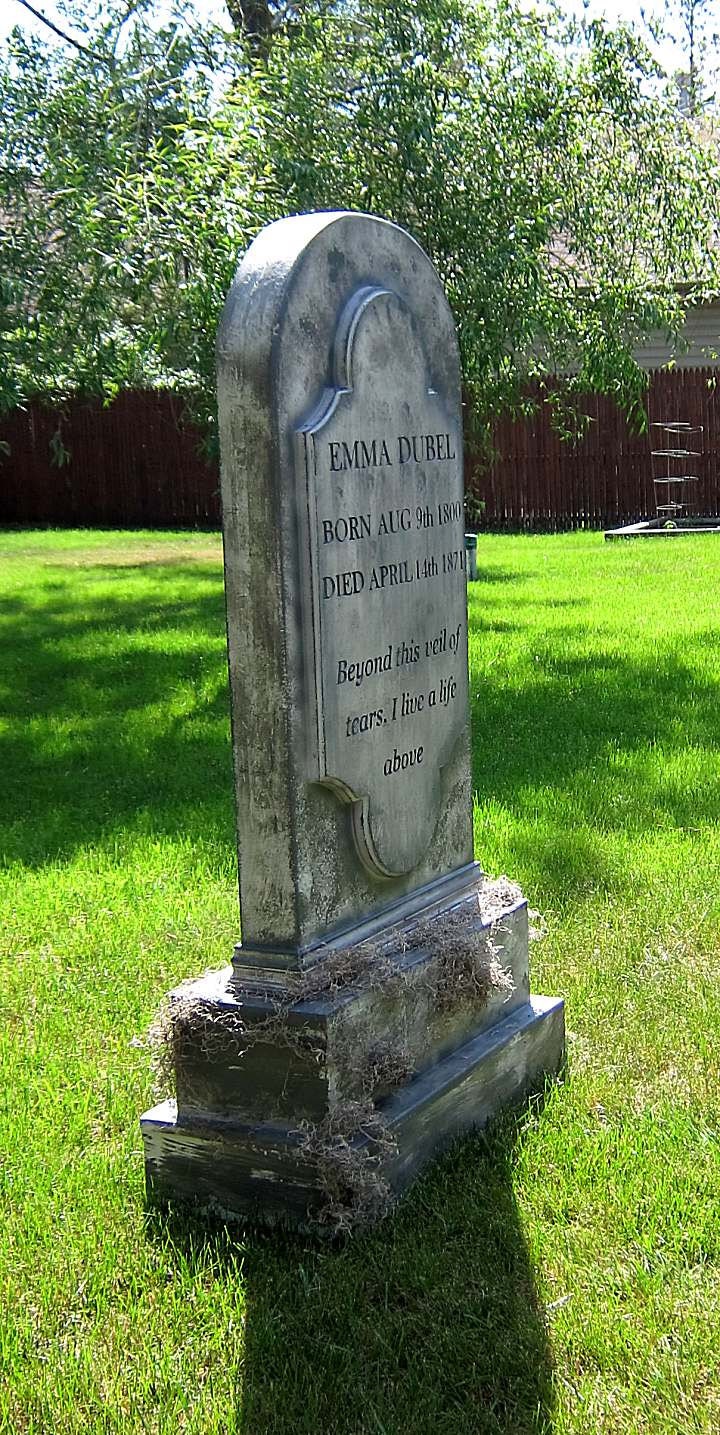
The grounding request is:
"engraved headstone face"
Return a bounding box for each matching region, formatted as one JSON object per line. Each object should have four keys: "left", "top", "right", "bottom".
{"left": 298, "top": 286, "right": 468, "bottom": 878}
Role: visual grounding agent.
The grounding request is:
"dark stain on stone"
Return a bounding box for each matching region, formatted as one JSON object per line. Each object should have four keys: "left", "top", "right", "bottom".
{"left": 327, "top": 247, "right": 346, "bottom": 287}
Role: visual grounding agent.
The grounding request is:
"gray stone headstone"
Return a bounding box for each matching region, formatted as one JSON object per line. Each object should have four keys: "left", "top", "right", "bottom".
{"left": 141, "top": 212, "right": 564, "bottom": 1231}
{"left": 217, "top": 211, "right": 477, "bottom": 976}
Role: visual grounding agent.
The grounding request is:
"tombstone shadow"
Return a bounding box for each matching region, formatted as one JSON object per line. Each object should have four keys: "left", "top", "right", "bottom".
{"left": 0, "top": 561, "right": 235, "bottom": 869}
{"left": 469, "top": 630, "right": 720, "bottom": 899}
{"left": 152, "top": 1110, "right": 555, "bottom": 1435}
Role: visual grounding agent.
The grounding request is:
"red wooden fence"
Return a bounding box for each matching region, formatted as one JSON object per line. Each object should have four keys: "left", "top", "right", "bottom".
{"left": 468, "top": 369, "right": 720, "bottom": 530}
{"left": 0, "top": 390, "right": 220, "bottom": 528}
{"left": 1, "top": 370, "right": 718, "bottom": 531}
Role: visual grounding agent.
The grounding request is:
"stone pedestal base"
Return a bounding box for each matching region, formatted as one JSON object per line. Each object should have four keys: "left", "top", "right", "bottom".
{"left": 141, "top": 878, "right": 565, "bottom": 1231}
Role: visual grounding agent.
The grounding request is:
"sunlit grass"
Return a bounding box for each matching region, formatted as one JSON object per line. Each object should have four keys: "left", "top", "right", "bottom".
{"left": 2, "top": 528, "right": 720, "bottom": 1433}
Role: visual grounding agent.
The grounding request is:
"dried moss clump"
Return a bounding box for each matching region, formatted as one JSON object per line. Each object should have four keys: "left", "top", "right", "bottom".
{"left": 144, "top": 874, "right": 529, "bottom": 1231}
{"left": 285, "top": 939, "right": 402, "bottom": 1000}
{"left": 146, "top": 990, "right": 238, "bottom": 1097}
{"left": 298, "top": 1102, "right": 397, "bottom": 1232}
{"left": 406, "top": 907, "right": 515, "bottom": 1013}
{"left": 327, "top": 1027, "right": 416, "bottom": 1104}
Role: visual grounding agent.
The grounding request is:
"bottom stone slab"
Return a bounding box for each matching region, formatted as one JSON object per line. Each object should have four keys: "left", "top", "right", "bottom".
{"left": 141, "top": 994, "right": 564, "bottom": 1232}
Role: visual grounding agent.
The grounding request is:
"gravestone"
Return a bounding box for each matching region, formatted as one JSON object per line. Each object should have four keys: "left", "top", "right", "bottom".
{"left": 140, "top": 212, "right": 564, "bottom": 1230}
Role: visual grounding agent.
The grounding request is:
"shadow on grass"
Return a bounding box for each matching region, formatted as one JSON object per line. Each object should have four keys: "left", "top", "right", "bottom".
{"left": 470, "top": 636, "right": 720, "bottom": 896}
{"left": 3, "top": 557, "right": 719, "bottom": 890}
{"left": 470, "top": 565, "right": 529, "bottom": 586}
{"left": 0, "top": 563, "right": 235, "bottom": 867}
{"left": 150, "top": 1115, "right": 554, "bottom": 1435}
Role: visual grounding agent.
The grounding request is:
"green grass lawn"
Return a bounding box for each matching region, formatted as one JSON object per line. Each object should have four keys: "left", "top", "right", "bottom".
{"left": 1, "top": 527, "right": 719, "bottom": 1434}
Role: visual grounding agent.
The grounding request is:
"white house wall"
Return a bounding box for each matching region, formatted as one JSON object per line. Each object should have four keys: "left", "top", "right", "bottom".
{"left": 633, "top": 299, "right": 720, "bottom": 370}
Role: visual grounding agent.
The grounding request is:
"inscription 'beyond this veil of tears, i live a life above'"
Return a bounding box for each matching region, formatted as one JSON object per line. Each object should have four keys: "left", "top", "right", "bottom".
{"left": 297, "top": 284, "right": 469, "bottom": 881}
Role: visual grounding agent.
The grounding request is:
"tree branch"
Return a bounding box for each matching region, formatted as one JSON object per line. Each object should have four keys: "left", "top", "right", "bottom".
{"left": 13, "top": 0, "right": 111, "bottom": 63}
{"left": 271, "top": 0, "right": 308, "bottom": 31}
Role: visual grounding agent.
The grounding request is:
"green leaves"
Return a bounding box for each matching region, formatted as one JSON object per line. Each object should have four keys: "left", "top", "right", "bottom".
{"left": 1, "top": 0, "right": 719, "bottom": 440}
{"left": 258, "top": 0, "right": 720, "bottom": 430}
{"left": 0, "top": 3, "right": 260, "bottom": 427}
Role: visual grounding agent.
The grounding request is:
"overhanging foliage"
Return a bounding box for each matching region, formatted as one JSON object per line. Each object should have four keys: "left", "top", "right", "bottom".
{"left": 1, "top": 0, "right": 719, "bottom": 445}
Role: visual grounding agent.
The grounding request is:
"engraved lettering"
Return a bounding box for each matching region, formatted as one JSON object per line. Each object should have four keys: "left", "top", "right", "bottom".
{"left": 328, "top": 437, "right": 393, "bottom": 471}
{"left": 397, "top": 432, "right": 457, "bottom": 464}
{"left": 369, "top": 560, "right": 414, "bottom": 591}
{"left": 336, "top": 645, "right": 393, "bottom": 687}
{"left": 383, "top": 745, "right": 424, "bottom": 776}
{"left": 322, "top": 513, "right": 372, "bottom": 544}
{"left": 442, "top": 548, "right": 466, "bottom": 574}
{"left": 395, "top": 639, "right": 419, "bottom": 666}
{"left": 345, "top": 708, "right": 387, "bottom": 737}
{"left": 377, "top": 507, "right": 411, "bottom": 536}
{"left": 322, "top": 569, "right": 365, "bottom": 599}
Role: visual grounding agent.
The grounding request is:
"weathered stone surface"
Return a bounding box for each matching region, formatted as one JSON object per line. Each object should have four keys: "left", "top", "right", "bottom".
{"left": 154, "top": 879, "right": 531, "bottom": 1127}
{"left": 142, "top": 995, "right": 565, "bottom": 1233}
{"left": 217, "top": 212, "right": 476, "bottom": 974}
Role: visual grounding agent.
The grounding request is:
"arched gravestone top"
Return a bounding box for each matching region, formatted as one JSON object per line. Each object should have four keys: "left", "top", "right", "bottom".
{"left": 218, "top": 212, "right": 478, "bottom": 977}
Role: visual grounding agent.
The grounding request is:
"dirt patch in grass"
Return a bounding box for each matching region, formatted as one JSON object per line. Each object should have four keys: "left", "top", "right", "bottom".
{"left": 58, "top": 541, "right": 223, "bottom": 567}
{"left": 1, "top": 537, "right": 223, "bottom": 566}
